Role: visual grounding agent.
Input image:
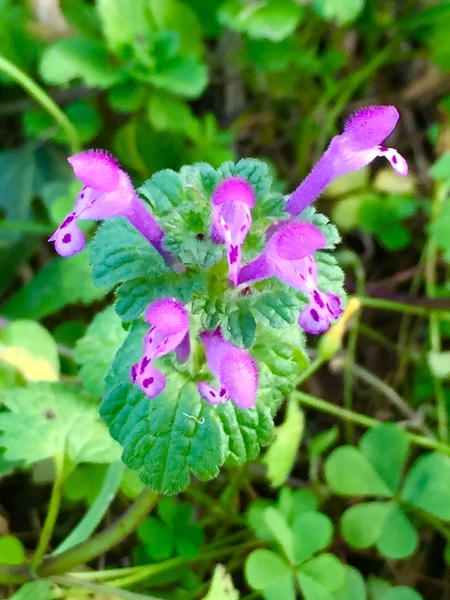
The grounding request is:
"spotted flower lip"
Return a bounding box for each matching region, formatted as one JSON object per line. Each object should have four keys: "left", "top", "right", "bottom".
{"left": 286, "top": 105, "right": 408, "bottom": 217}
{"left": 238, "top": 220, "right": 342, "bottom": 334}
{"left": 49, "top": 149, "right": 168, "bottom": 260}
{"left": 198, "top": 329, "right": 258, "bottom": 409}
{"left": 211, "top": 177, "right": 255, "bottom": 286}
{"left": 131, "top": 298, "right": 189, "bottom": 398}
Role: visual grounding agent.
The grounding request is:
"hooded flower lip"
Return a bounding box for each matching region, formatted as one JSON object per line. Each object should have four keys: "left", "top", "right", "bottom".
{"left": 238, "top": 221, "right": 342, "bottom": 334}
{"left": 198, "top": 329, "right": 258, "bottom": 409}
{"left": 286, "top": 105, "right": 408, "bottom": 217}
{"left": 211, "top": 177, "right": 256, "bottom": 286}
{"left": 131, "top": 298, "right": 190, "bottom": 398}
{"left": 49, "top": 149, "right": 167, "bottom": 260}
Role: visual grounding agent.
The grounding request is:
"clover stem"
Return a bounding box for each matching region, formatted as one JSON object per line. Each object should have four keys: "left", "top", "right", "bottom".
{"left": 294, "top": 390, "right": 450, "bottom": 455}
{"left": 425, "top": 180, "right": 450, "bottom": 442}
{"left": 0, "top": 54, "right": 81, "bottom": 154}
{"left": 37, "top": 489, "right": 160, "bottom": 577}
{"left": 31, "top": 454, "right": 66, "bottom": 571}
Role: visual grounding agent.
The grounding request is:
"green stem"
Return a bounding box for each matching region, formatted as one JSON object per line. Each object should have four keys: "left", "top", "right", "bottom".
{"left": 296, "top": 356, "right": 324, "bottom": 386}
{"left": 0, "top": 54, "right": 81, "bottom": 154}
{"left": 426, "top": 180, "right": 450, "bottom": 442}
{"left": 294, "top": 390, "right": 450, "bottom": 455}
{"left": 51, "top": 574, "right": 164, "bottom": 600}
{"left": 357, "top": 296, "right": 430, "bottom": 316}
{"left": 37, "top": 489, "right": 160, "bottom": 577}
{"left": 31, "top": 455, "right": 66, "bottom": 571}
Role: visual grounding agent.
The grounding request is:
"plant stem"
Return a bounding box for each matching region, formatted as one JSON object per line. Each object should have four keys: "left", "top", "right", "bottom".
{"left": 51, "top": 574, "right": 164, "bottom": 600}
{"left": 37, "top": 489, "right": 160, "bottom": 577}
{"left": 0, "top": 54, "right": 81, "bottom": 154}
{"left": 296, "top": 356, "right": 324, "bottom": 386}
{"left": 357, "top": 296, "right": 430, "bottom": 316}
{"left": 294, "top": 390, "right": 450, "bottom": 455}
{"left": 31, "top": 455, "right": 66, "bottom": 571}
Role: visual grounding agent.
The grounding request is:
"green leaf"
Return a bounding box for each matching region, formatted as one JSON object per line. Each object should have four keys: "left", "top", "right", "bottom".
{"left": 309, "top": 426, "right": 338, "bottom": 459}
{"left": 300, "top": 553, "right": 346, "bottom": 592}
{"left": 75, "top": 306, "right": 127, "bottom": 397}
{"left": 245, "top": 549, "right": 293, "bottom": 593}
{"left": 9, "top": 581, "right": 55, "bottom": 600}
{"left": 341, "top": 501, "right": 392, "bottom": 549}
{"left": 251, "top": 290, "right": 302, "bottom": 328}
{"left": 149, "top": 55, "right": 208, "bottom": 98}
{"left": 137, "top": 516, "right": 174, "bottom": 560}
{"left": 219, "top": 0, "right": 304, "bottom": 41}
{"left": 312, "top": 0, "right": 365, "bottom": 25}
{"left": 359, "top": 424, "right": 409, "bottom": 493}
{"left": 203, "top": 565, "right": 240, "bottom": 600}
{"left": 0, "top": 320, "right": 59, "bottom": 379}
{"left": 375, "top": 503, "right": 418, "bottom": 559}
{"left": 297, "top": 572, "right": 334, "bottom": 600}
{"left": 382, "top": 588, "right": 424, "bottom": 600}
{"left": 39, "top": 37, "right": 124, "bottom": 87}
{"left": 292, "top": 511, "right": 333, "bottom": 565}
{"left": 334, "top": 566, "right": 366, "bottom": 600}
{"left": 222, "top": 307, "right": 257, "bottom": 348}
{"left": 429, "top": 197, "right": 450, "bottom": 261}
{"left": 427, "top": 350, "right": 450, "bottom": 380}
{"left": 279, "top": 489, "right": 318, "bottom": 524}
{"left": 148, "top": 91, "right": 196, "bottom": 132}
{"left": 402, "top": 452, "right": 450, "bottom": 520}
{"left": 0, "top": 382, "right": 120, "bottom": 466}
{"left": 263, "top": 398, "right": 304, "bottom": 487}
{"left": 325, "top": 447, "right": 393, "bottom": 497}
{"left": 430, "top": 153, "right": 450, "bottom": 182}
{"left": 2, "top": 253, "right": 106, "bottom": 320}
{"left": 264, "top": 507, "right": 295, "bottom": 563}
{"left": 96, "top": 0, "right": 153, "bottom": 52}
{"left": 0, "top": 535, "right": 25, "bottom": 565}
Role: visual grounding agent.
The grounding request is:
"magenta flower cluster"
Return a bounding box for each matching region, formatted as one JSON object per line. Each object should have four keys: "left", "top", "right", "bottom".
{"left": 50, "top": 105, "right": 407, "bottom": 410}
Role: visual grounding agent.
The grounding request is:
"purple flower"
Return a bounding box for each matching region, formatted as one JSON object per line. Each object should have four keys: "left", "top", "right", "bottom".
{"left": 286, "top": 105, "right": 408, "bottom": 217}
{"left": 131, "top": 298, "right": 189, "bottom": 398}
{"left": 49, "top": 149, "right": 167, "bottom": 259}
{"left": 211, "top": 177, "right": 255, "bottom": 286}
{"left": 198, "top": 329, "right": 258, "bottom": 409}
{"left": 239, "top": 220, "right": 343, "bottom": 334}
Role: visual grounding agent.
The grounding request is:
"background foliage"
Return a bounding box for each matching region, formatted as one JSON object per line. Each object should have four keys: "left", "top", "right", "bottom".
{"left": 2, "top": 0, "right": 450, "bottom": 599}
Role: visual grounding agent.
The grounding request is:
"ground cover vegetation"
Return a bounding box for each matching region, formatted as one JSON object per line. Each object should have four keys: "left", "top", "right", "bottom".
{"left": 2, "top": 0, "right": 450, "bottom": 599}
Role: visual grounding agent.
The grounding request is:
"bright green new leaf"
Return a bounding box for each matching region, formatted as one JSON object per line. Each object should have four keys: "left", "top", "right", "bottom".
{"left": 292, "top": 511, "right": 333, "bottom": 565}
{"left": 402, "top": 452, "right": 450, "bottom": 520}
{"left": 149, "top": 0, "right": 204, "bottom": 57}
{"left": 263, "top": 398, "right": 304, "bottom": 487}
{"left": 0, "top": 382, "right": 120, "bottom": 466}
{"left": 279, "top": 489, "right": 318, "bottom": 524}
{"left": 149, "top": 55, "right": 208, "bottom": 98}
{"left": 300, "top": 553, "right": 346, "bottom": 592}
{"left": 219, "top": 0, "right": 304, "bottom": 41}
{"left": 309, "top": 426, "right": 338, "bottom": 459}
{"left": 245, "top": 549, "right": 293, "bottom": 594}
{"left": 312, "top": 0, "right": 365, "bottom": 25}
{"left": 2, "top": 252, "right": 106, "bottom": 320}
{"left": 96, "top": 0, "right": 153, "bottom": 52}
{"left": 137, "top": 516, "right": 174, "bottom": 560}
{"left": 429, "top": 197, "right": 450, "bottom": 261}
{"left": 427, "top": 350, "right": 450, "bottom": 380}
{"left": 203, "top": 565, "right": 240, "bottom": 600}
{"left": 75, "top": 306, "right": 127, "bottom": 397}
{"left": 148, "top": 91, "right": 196, "bottom": 132}
{"left": 359, "top": 424, "right": 409, "bottom": 493}
{"left": 0, "top": 535, "right": 25, "bottom": 565}
{"left": 325, "top": 446, "right": 393, "bottom": 497}
{"left": 0, "top": 319, "right": 59, "bottom": 381}
{"left": 430, "top": 152, "right": 450, "bottom": 182}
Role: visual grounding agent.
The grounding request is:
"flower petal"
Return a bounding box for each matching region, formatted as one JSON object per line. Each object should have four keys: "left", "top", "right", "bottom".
{"left": 132, "top": 360, "right": 166, "bottom": 399}
{"left": 68, "top": 150, "right": 122, "bottom": 192}
{"left": 198, "top": 381, "right": 229, "bottom": 405}
{"left": 298, "top": 291, "right": 343, "bottom": 335}
{"left": 199, "top": 329, "right": 229, "bottom": 380}
{"left": 48, "top": 215, "right": 85, "bottom": 257}
{"left": 268, "top": 221, "right": 327, "bottom": 260}
{"left": 145, "top": 298, "right": 189, "bottom": 336}
{"left": 343, "top": 105, "right": 399, "bottom": 150}
{"left": 377, "top": 145, "right": 408, "bottom": 176}
{"left": 220, "top": 348, "right": 258, "bottom": 409}
{"left": 212, "top": 177, "right": 255, "bottom": 208}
